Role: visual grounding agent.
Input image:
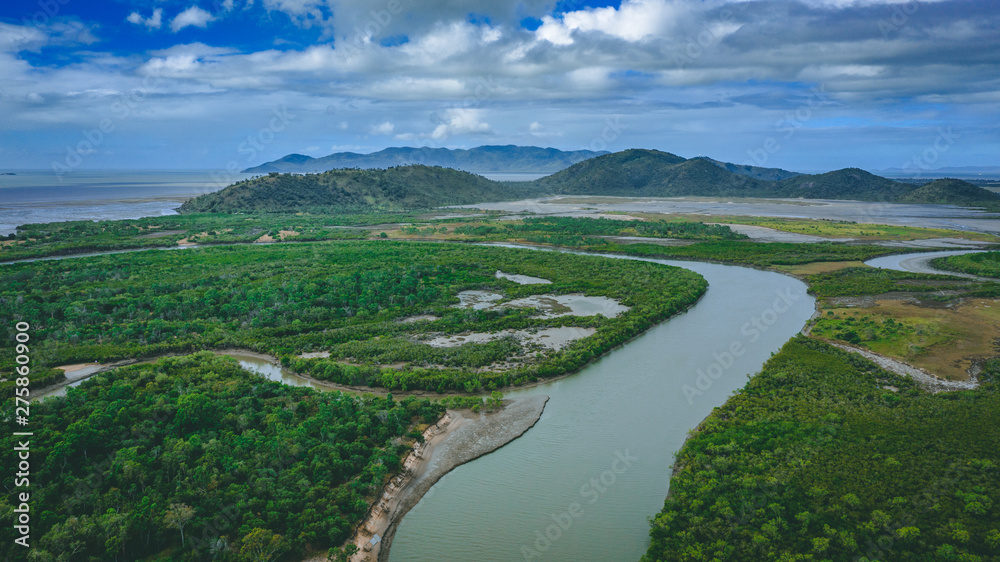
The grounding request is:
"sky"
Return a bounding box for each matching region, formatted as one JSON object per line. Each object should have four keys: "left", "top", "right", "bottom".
{"left": 0, "top": 0, "right": 997, "bottom": 174}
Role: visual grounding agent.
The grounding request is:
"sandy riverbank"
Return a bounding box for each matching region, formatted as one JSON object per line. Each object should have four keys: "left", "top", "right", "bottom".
{"left": 317, "top": 395, "right": 549, "bottom": 562}
{"left": 828, "top": 341, "right": 979, "bottom": 392}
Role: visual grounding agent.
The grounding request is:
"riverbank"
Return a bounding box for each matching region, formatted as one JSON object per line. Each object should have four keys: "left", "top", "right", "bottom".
{"left": 305, "top": 395, "right": 549, "bottom": 562}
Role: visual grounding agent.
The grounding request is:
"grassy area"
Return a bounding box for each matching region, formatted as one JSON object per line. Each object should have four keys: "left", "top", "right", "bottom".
{"left": 592, "top": 240, "right": 902, "bottom": 268}
{"left": 805, "top": 267, "right": 956, "bottom": 297}
{"left": 933, "top": 251, "right": 1000, "bottom": 278}
{"left": 810, "top": 300, "right": 1000, "bottom": 381}
{"left": 773, "top": 260, "right": 867, "bottom": 276}
{"left": 709, "top": 216, "right": 998, "bottom": 242}
{"left": 644, "top": 336, "right": 1000, "bottom": 562}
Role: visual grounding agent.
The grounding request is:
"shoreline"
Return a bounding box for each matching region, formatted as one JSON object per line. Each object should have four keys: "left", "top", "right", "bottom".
{"left": 303, "top": 395, "right": 549, "bottom": 562}
{"left": 374, "top": 395, "right": 548, "bottom": 562}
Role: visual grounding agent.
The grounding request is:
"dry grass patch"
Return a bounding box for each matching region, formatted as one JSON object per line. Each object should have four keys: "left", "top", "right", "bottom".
{"left": 775, "top": 261, "right": 868, "bottom": 276}
{"left": 812, "top": 298, "right": 1000, "bottom": 381}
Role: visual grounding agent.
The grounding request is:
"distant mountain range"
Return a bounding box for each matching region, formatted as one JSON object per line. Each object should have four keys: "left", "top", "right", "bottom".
{"left": 875, "top": 165, "right": 1000, "bottom": 179}
{"left": 243, "top": 145, "right": 608, "bottom": 174}
{"left": 181, "top": 148, "right": 1000, "bottom": 214}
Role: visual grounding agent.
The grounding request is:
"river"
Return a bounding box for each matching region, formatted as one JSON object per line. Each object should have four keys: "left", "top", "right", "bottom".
{"left": 864, "top": 249, "right": 988, "bottom": 278}
{"left": 389, "top": 249, "right": 815, "bottom": 562}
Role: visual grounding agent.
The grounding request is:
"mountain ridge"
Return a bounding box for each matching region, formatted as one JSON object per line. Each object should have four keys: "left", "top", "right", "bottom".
{"left": 243, "top": 145, "right": 609, "bottom": 174}
{"left": 183, "top": 149, "right": 1000, "bottom": 213}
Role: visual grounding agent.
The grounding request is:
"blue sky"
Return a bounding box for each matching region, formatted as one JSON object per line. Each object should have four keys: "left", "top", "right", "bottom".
{"left": 0, "top": 0, "right": 997, "bottom": 174}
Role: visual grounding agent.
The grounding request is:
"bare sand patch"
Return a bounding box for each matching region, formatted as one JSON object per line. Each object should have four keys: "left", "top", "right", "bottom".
{"left": 255, "top": 230, "right": 299, "bottom": 243}
{"left": 506, "top": 293, "right": 630, "bottom": 318}
{"left": 421, "top": 327, "right": 596, "bottom": 350}
{"left": 495, "top": 270, "right": 552, "bottom": 285}
{"left": 398, "top": 314, "right": 440, "bottom": 324}
{"left": 453, "top": 290, "right": 629, "bottom": 318}
{"left": 177, "top": 232, "right": 209, "bottom": 245}
{"left": 298, "top": 351, "right": 331, "bottom": 359}
{"left": 453, "top": 290, "right": 504, "bottom": 310}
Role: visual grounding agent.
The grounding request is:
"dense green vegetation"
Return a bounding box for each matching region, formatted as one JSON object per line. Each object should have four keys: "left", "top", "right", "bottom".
{"left": 0, "top": 353, "right": 444, "bottom": 561}
{"left": 448, "top": 216, "right": 746, "bottom": 241}
{"left": 1, "top": 240, "right": 706, "bottom": 393}
{"left": 0, "top": 212, "right": 421, "bottom": 262}
{"left": 806, "top": 267, "right": 952, "bottom": 297}
{"left": 179, "top": 166, "right": 535, "bottom": 213}
{"left": 934, "top": 251, "right": 1000, "bottom": 278}
{"left": 644, "top": 336, "right": 1000, "bottom": 562}
{"left": 586, "top": 241, "right": 901, "bottom": 268}
{"left": 811, "top": 311, "right": 916, "bottom": 346}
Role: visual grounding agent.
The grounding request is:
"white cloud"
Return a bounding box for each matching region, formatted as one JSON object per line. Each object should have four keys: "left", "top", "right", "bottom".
{"left": 529, "top": 121, "right": 542, "bottom": 132}
{"left": 369, "top": 121, "right": 394, "bottom": 135}
{"left": 127, "top": 8, "right": 163, "bottom": 29}
{"left": 171, "top": 7, "right": 217, "bottom": 33}
{"left": 430, "top": 108, "right": 492, "bottom": 139}
{"left": 536, "top": 0, "right": 685, "bottom": 45}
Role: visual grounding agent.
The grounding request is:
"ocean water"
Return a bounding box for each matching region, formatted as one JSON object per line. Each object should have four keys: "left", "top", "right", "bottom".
{"left": 0, "top": 169, "right": 543, "bottom": 235}
{"left": 0, "top": 170, "right": 252, "bottom": 235}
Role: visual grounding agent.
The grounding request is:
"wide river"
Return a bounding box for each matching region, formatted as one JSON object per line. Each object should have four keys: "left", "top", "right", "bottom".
{"left": 389, "top": 247, "right": 816, "bottom": 561}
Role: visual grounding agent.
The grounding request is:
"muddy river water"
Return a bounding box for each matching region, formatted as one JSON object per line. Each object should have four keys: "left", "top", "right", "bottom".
{"left": 388, "top": 247, "right": 815, "bottom": 561}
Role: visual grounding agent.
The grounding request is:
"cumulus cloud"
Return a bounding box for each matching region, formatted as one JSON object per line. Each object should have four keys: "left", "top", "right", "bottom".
{"left": 536, "top": 0, "right": 688, "bottom": 45}
{"left": 369, "top": 121, "right": 394, "bottom": 135}
{"left": 430, "top": 108, "right": 492, "bottom": 139}
{"left": 127, "top": 8, "right": 163, "bottom": 29}
{"left": 171, "top": 7, "right": 217, "bottom": 32}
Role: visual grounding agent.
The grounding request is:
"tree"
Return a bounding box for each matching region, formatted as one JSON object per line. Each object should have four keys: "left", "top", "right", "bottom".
{"left": 163, "top": 503, "right": 195, "bottom": 547}
{"left": 239, "top": 528, "right": 285, "bottom": 561}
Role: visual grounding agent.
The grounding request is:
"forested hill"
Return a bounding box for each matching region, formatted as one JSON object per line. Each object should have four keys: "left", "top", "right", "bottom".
{"left": 179, "top": 165, "right": 536, "bottom": 213}
{"left": 243, "top": 145, "right": 606, "bottom": 174}
{"left": 897, "top": 178, "right": 1000, "bottom": 205}
{"left": 534, "top": 149, "right": 1000, "bottom": 204}
{"left": 183, "top": 150, "right": 1000, "bottom": 213}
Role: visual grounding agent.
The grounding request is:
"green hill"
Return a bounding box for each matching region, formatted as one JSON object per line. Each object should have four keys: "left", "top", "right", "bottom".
{"left": 181, "top": 150, "right": 1000, "bottom": 214}
{"left": 179, "top": 165, "right": 536, "bottom": 213}
{"left": 534, "top": 150, "right": 999, "bottom": 204}
{"left": 772, "top": 167, "right": 916, "bottom": 201}
{"left": 897, "top": 178, "right": 1000, "bottom": 205}
{"left": 535, "top": 149, "right": 769, "bottom": 197}
{"left": 701, "top": 157, "right": 801, "bottom": 181}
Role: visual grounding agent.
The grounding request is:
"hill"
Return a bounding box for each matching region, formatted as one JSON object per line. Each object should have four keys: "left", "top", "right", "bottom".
{"left": 532, "top": 150, "right": 999, "bottom": 204}
{"left": 700, "top": 157, "right": 801, "bottom": 181}
{"left": 185, "top": 150, "right": 1000, "bottom": 214}
{"left": 772, "top": 167, "right": 916, "bottom": 201}
{"left": 243, "top": 145, "right": 606, "bottom": 174}
{"left": 179, "top": 166, "right": 536, "bottom": 213}
{"left": 896, "top": 178, "right": 1000, "bottom": 205}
